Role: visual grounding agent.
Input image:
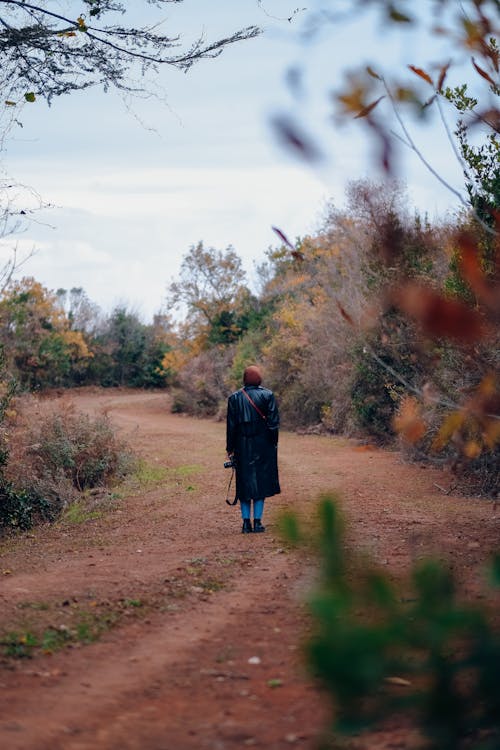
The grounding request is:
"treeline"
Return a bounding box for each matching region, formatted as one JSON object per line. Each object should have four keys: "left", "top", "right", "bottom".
{"left": 0, "top": 179, "right": 497, "bottom": 496}
{"left": 164, "top": 180, "right": 499, "bottom": 496}
{"left": 0, "top": 280, "right": 173, "bottom": 390}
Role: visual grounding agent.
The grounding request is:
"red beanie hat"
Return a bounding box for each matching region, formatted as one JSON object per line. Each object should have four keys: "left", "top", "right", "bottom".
{"left": 243, "top": 365, "right": 262, "bottom": 386}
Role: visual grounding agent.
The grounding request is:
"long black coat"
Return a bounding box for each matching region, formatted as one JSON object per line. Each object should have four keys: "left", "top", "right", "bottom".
{"left": 226, "top": 385, "right": 280, "bottom": 502}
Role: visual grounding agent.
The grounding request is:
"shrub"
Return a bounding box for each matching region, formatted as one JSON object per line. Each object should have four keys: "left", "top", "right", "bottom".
{"left": 2, "top": 396, "right": 135, "bottom": 526}
{"left": 32, "top": 405, "right": 131, "bottom": 490}
{"left": 0, "top": 483, "right": 52, "bottom": 530}
{"left": 172, "top": 346, "right": 235, "bottom": 418}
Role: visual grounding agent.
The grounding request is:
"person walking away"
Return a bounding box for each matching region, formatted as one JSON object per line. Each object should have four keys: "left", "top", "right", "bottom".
{"left": 226, "top": 365, "right": 280, "bottom": 533}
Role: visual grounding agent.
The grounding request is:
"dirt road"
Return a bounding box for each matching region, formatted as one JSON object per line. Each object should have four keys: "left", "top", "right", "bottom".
{"left": 0, "top": 390, "right": 497, "bottom": 750}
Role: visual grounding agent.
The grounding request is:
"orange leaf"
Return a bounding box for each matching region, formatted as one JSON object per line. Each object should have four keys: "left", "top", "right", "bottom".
{"left": 408, "top": 65, "right": 434, "bottom": 86}
{"left": 457, "top": 231, "right": 500, "bottom": 313}
{"left": 393, "top": 283, "right": 487, "bottom": 342}
{"left": 393, "top": 397, "right": 426, "bottom": 443}
{"left": 464, "top": 440, "right": 482, "bottom": 459}
{"left": 477, "top": 108, "right": 500, "bottom": 132}
{"left": 472, "top": 57, "right": 496, "bottom": 86}
{"left": 354, "top": 96, "right": 385, "bottom": 119}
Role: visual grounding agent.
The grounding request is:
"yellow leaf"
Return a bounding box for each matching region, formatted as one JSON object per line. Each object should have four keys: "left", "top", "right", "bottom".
{"left": 432, "top": 411, "right": 465, "bottom": 451}
{"left": 338, "top": 84, "right": 368, "bottom": 116}
{"left": 464, "top": 441, "right": 482, "bottom": 459}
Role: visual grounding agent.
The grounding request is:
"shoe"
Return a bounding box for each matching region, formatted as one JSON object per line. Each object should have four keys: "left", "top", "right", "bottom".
{"left": 242, "top": 519, "right": 253, "bottom": 534}
{"left": 253, "top": 519, "right": 265, "bottom": 533}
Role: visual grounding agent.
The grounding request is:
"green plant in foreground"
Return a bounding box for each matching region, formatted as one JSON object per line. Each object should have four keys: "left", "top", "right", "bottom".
{"left": 283, "top": 496, "right": 500, "bottom": 749}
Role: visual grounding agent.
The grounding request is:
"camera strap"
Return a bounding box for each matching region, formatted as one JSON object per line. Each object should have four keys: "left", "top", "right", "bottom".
{"left": 240, "top": 388, "right": 267, "bottom": 421}
{"left": 225, "top": 467, "right": 237, "bottom": 506}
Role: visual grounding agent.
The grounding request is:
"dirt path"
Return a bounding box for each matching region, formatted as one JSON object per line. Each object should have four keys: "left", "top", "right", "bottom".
{"left": 0, "top": 390, "right": 498, "bottom": 750}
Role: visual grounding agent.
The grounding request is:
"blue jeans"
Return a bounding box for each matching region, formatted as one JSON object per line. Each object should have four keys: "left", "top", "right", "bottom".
{"left": 240, "top": 498, "right": 265, "bottom": 520}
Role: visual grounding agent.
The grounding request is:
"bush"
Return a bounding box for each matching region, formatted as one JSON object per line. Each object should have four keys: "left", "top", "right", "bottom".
{"left": 0, "top": 482, "right": 52, "bottom": 530}
{"left": 172, "top": 346, "right": 235, "bottom": 418}
{"left": 2, "top": 396, "right": 135, "bottom": 526}
{"left": 32, "top": 405, "right": 131, "bottom": 490}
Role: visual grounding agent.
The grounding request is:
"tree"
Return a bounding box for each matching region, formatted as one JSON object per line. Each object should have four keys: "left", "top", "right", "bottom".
{"left": 56, "top": 286, "right": 103, "bottom": 336}
{"left": 0, "top": 276, "right": 91, "bottom": 388}
{"left": 0, "top": 1, "right": 260, "bottom": 104}
{"left": 84, "top": 304, "right": 171, "bottom": 388}
{"left": 167, "top": 241, "right": 250, "bottom": 346}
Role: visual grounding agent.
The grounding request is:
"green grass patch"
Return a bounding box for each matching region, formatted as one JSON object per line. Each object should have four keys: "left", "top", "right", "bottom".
{"left": 172, "top": 464, "right": 202, "bottom": 477}
{"left": 129, "top": 461, "right": 202, "bottom": 497}
{"left": 134, "top": 460, "right": 169, "bottom": 486}
{"left": 61, "top": 500, "right": 104, "bottom": 525}
{"left": 1, "top": 595, "right": 150, "bottom": 659}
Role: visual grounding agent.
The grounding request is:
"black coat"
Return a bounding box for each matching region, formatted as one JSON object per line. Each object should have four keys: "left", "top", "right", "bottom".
{"left": 226, "top": 385, "right": 280, "bottom": 502}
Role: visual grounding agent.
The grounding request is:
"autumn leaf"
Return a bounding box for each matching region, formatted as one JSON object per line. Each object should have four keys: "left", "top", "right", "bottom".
{"left": 338, "top": 83, "right": 368, "bottom": 116}
{"left": 272, "top": 226, "right": 294, "bottom": 250}
{"left": 354, "top": 95, "right": 385, "bottom": 119}
{"left": 433, "top": 411, "right": 465, "bottom": 451}
{"left": 389, "top": 8, "right": 412, "bottom": 23}
{"left": 477, "top": 108, "right": 500, "bottom": 132}
{"left": 393, "top": 397, "right": 426, "bottom": 444}
{"left": 408, "top": 65, "right": 434, "bottom": 86}
{"left": 471, "top": 57, "right": 497, "bottom": 86}
{"left": 437, "top": 62, "right": 450, "bottom": 91}
{"left": 457, "top": 231, "right": 500, "bottom": 314}
{"left": 464, "top": 440, "right": 482, "bottom": 459}
{"left": 271, "top": 115, "right": 323, "bottom": 163}
{"left": 392, "top": 283, "right": 487, "bottom": 342}
{"left": 366, "top": 66, "right": 381, "bottom": 80}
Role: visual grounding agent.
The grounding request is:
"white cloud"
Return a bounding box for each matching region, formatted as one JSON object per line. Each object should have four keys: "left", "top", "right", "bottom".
{"left": 0, "top": 163, "right": 328, "bottom": 319}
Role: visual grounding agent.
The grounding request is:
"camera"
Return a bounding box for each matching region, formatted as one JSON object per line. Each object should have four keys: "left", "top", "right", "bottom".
{"left": 224, "top": 457, "right": 235, "bottom": 469}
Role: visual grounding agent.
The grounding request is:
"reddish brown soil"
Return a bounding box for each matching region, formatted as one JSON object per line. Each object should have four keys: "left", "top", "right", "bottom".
{"left": 0, "top": 389, "right": 498, "bottom": 750}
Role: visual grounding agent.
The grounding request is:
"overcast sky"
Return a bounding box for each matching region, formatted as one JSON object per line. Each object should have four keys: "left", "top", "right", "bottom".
{"left": 0, "top": 1, "right": 472, "bottom": 321}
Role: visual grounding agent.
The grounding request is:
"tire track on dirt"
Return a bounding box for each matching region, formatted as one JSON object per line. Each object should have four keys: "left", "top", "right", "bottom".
{"left": 1, "top": 549, "right": 312, "bottom": 750}
{"left": 1, "top": 390, "right": 496, "bottom": 750}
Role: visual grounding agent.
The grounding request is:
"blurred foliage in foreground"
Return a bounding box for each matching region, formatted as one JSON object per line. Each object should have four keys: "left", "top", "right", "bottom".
{"left": 283, "top": 496, "right": 500, "bottom": 749}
